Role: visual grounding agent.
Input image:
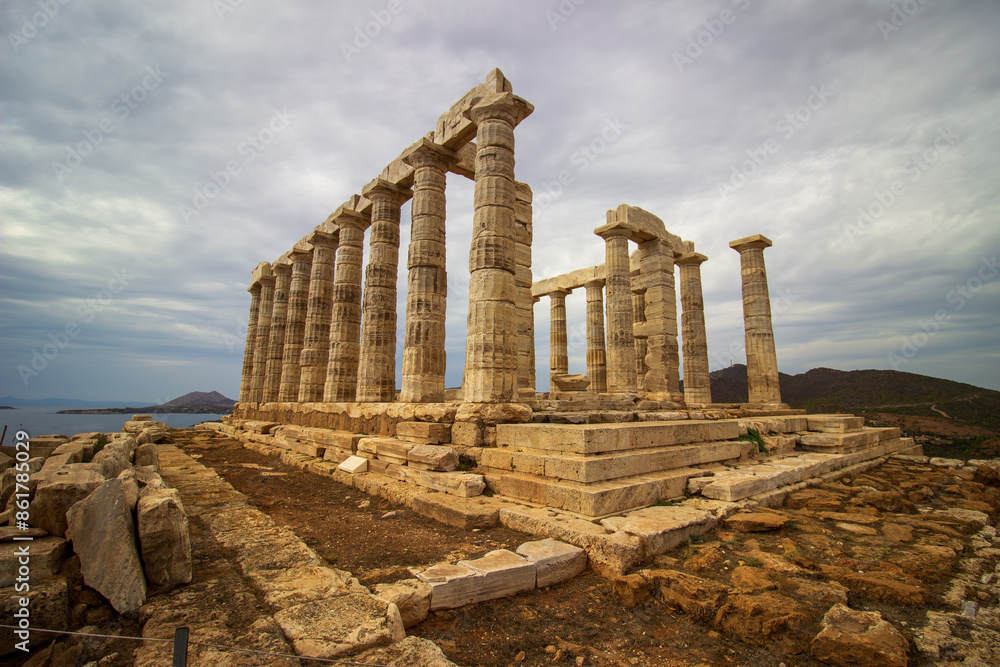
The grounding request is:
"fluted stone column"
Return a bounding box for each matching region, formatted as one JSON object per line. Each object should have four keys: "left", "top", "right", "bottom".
{"left": 677, "top": 252, "right": 711, "bottom": 405}
{"left": 638, "top": 238, "right": 681, "bottom": 400}
{"left": 400, "top": 141, "right": 454, "bottom": 403}
{"left": 278, "top": 246, "right": 312, "bottom": 402}
{"left": 730, "top": 234, "right": 781, "bottom": 404}
{"left": 355, "top": 180, "right": 412, "bottom": 403}
{"left": 262, "top": 258, "right": 292, "bottom": 403}
{"left": 463, "top": 92, "right": 533, "bottom": 402}
{"left": 584, "top": 279, "right": 607, "bottom": 394}
{"left": 514, "top": 182, "right": 536, "bottom": 399}
{"left": 548, "top": 290, "right": 569, "bottom": 387}
{"left": 297, "top": 230, "right": 337, "bottom": 403}
{"left": 249, "top": 265, "right": 275, "bottom": 404}
{"left": 238, "top": 276, "right": 263, "bottom": 403}
{"left": 324, "top": 212, "right": 369, "bottom": 402}
{"left": 597, "top": 228, "right": 636, "bottom": 393}
{"left": 632, "top": 279, "right": 648, "bottom": 394}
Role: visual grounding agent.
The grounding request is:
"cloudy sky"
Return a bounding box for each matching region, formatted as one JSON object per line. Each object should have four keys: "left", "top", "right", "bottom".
{"left": 2, "top": 0, "right": 998, "bottom": 403}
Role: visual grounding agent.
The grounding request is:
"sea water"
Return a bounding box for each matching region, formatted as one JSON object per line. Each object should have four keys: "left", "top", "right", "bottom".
{"left": 0, "top": 405, "right": 227, "bottom": 443}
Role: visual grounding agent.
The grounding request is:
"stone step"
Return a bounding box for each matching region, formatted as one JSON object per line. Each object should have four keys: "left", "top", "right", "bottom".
{"left": 271, "top": 425, "right": 364, "bottom": 458}
{"left": 395, "top": 422, "right": 451, "bottom": 445}
{"left": 496, "top": 420, "right": 743, "bottom": 455}
{"left": 737, "top": 415, "right": 809, "bottom": 434}
{"left": 799, "top": 427, "right": 900, "bottom": 454}
{"left": 806, "top": 414, "right": 866, "bottom": 433}
{"left": 484, "top": 467, "right": 706, "bottom": 517}
{"left": 481, "top": 439, "right": 743, "bottom": 484}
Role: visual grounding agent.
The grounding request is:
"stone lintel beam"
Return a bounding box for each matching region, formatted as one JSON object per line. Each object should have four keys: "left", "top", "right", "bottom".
{"left": 435, "top": 67, "right": 514, "bottom": 150}
{"left": 401, "top": 136, "right": 461, "bottom": 167}
{"left": 675, "top": 251, "right": 708, "bottom": 267}
{"left": 250, "top": 261, "right": 273, "bottom": 287}
{"left": 531, "top": 265, "right": 606, "bottom": 299}
{"left": 729, "top": 233, "right": 773, "bottom": 252}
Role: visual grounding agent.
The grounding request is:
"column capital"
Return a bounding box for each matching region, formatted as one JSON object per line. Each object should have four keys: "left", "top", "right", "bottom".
{"left": 362, "top": 177, "right": 412, "bottom": 205}
{"left": 465, "top": 91, "right": 534, "bottom": 128}
{"left": 402, "top": 137, "right": 460, "bottom": 171}
{"left": 675, "top": 252, "right": 708, "bottom": 267}
{"left": 729, "top": 234, "right": 772, "bottom": 252}
{"left": 305, "top": 228, "right": 338, "bottom": 249}
{"left": 330, "top": 203, "right": 371, "bottom": 231}
{"left": 594, "top": 224, "right": 633, "bottom": 241}
{"left": 583, "top": 278, "right": 606, "bottom": 290}
{"left": 247, "top": 283, "right": 261, "bottom": 295}
{"left": 547, "top": 288, "right": 571, "bottom": 299}
{"left": 250, "top": 261, "right": 272, "bottom": 288}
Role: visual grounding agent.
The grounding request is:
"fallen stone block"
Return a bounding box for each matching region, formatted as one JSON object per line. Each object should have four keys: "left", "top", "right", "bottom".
{"left": 250, "top": 565, "right": 366, "bottom": 608}
{"left": 29, "top": 468, "right": 104, "bottom": 536}
{"left": 410, "top": 493, "right": 511, "bottom": 529}
{"left": 133, "top": 443, "right": 160, "bottom": 471}
{"left": 352, "top": 635, "right": 459, "bottom": 667}
{"left": 458, "top": 549, "right": 535, "bottom": 603}
{"left": 396, "top": 422, "right": 452, "bottom": 445}
{"left": 373, "top": 578, "right": 432, "bottom": 627}
{"left": 601, "top": 506, "right": 715, "bottom": 556}
{"left": 0, "top": 536, "right": 67, "bottom": 587}
{"left": 273, "top": 593, "right": 405, "bottom": 659}
{"left": 137, "top": 487, "right": 192, "bottom": 589}
{"left": 49, "top": 442, "right": 85, "bottom": 463}
{"left": 516, "top": 538, "right": 587, "bottom": 587}
{"left": 338, "top": 456, "right": 368, "bottom": 473}
{"left": 90, "top": 447, "right": 130, "bottom": 479}
{"left": 407, "top": 444, "right": 459, "bottom": 471}
{"left": 809, "top": 603, "right": 908, "bottom": 667}
{"left": 724, "top": 512, "right": 789, "bottom": 532}
{"left": 395, "top": 467, "right": 485, "bottom": 497}
{"left": 417, "top": 562, "right": 484, "bottom": 610}
{"left": 66, "top": 478, "right": 147, "bottom": 613}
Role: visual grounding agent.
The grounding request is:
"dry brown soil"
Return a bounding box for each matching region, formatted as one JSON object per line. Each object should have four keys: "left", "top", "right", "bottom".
{"left": 167, "top": 431, "right": 1000, "bottom": 667}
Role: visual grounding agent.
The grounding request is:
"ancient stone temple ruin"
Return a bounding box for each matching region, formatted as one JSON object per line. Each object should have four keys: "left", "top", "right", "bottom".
{"left": 229, "top": 69, "right": 920, "bottom": 526}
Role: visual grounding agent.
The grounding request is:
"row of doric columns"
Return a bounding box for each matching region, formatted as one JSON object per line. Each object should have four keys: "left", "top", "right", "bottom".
{"left": 238, "top": 89, "right": 536, "bottom": 407}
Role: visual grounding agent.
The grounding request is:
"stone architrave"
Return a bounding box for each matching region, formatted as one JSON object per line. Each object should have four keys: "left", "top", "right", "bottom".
{"left": 238, "top": 273, "right": 263, "bottom": 403}
{"left": 297, "top": 230, "right": 338, "bottom": 403}
{"left": 262, "top": 256, "right": 292, "bottom": 403}
{"left": 676, "top": 251, "right": 711, "bottom": 405}
{"left": 324, "top": 210, "right": 370, "bottom": 402}
{"left": 400, "top": 140, "right": 456, "bottom": 403}
{"left": 548, "top": 289, "right": 570, "bottom": 387}
{"left": 584, "top": 279, "right": 607, "bottom": 394}
{"left": 596, "top": 227, "right": 636, "bottom": 393}
{"left": 637, "top": 238, "right": 681, "bottom": 400}
{"left": 514, "top": 182, "right": 536, "bottom": 399}
{"left": 631, "top": 285, "right": 648, "bottom": 393}
{"left": 730, "top": 234, "right": 781, "bottom": 404}
{"left": 278, "top": 245, "right": 313, "bottom": 402}
{"left": 462, "top": 91, "right": 533, "bottom": 403}
{"left": 356, "top": 179, "right": 412, "bottom": 403}
{"left": 249, "top": 264, "right": 275, "bottom": 403}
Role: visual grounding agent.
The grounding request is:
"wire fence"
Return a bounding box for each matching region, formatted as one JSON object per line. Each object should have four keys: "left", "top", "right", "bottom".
{"left": 0, "top": 624, "right": 398, "bottom": 666}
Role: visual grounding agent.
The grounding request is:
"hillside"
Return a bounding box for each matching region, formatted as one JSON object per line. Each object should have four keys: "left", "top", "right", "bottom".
{"left": 160, "top": 391, "right": 235, "bottom": 409}
{"left": 56, "top": 391, "right": 235, "bottom": 415}
{"left": 702, "top": 365, "right": 1000, "bottom": 434}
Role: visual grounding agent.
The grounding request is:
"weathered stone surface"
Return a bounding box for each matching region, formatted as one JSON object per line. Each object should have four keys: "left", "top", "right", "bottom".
{"left": 418, "top": 562, "right": 484, "bottom": 610}
{"left": 90, "top": 446, "right": 130, "bottom": 479}
{"left": 553, "top": 374, "right": 590, "bottom": 392}
{"left": 66, "top": 478, "right": 147, "bottom": 612}
{"left": 0, "top": 525, "right": 47, "bottom": 541}
{"left": 644, "top": 568, "right": 729, "bottom": 618}
{"left": 250, "top": 565, "right": 366, "bottom": 608}
{"left": 338, "top": 455, "right": 368, "bottom": 474}
{"left": 516, "top": 538, "right": 587, "bottom": 587}
{"left": 601, "top": 506, "right": 715, "bottom": 555}
{"left": 133, "top": 443, "right": 159, "bottom": 471}
{"left": 137, "top": 487, "right": 192, "bottom": 589}
{"left": 0, "top": 577, "right": 68, "bottom": 654}
{"left": 373, "top": 578, "right": 432, "bottom": 627}
{"left": 458, "top": 549, "right": 535, "bottom": 602}
{"left": 407, "top": 444, "right": 459, "bottom": 472}
{"left": 352, "top": 635, "right": 459, "bottom": 667}
{"left": 396, "top": 422, "right": 452, "bottom": 445}
{"left": 395, "top": 467, "right": 485, "bottom": 497}
{"left": 117, "top": 468, "right": 141, "bottom": 509}
{"left": 273, "top": 593, "right": 405, "bottom": 659}
{"left": 724, "top": 512, "right": 789, "bottom": 532}
{"left": 809, "top": 603, "right": 908, "bottom": 667}
{"left": 29, "top": 468, "right": 104, "bottom": 536}
{"left": 714, "top": 591, "right": 812, "bottom": 654}
{"left": 0, "top": 536, "right": 66, "bottom": 587}
{"left": 410, "top": 493, "right": 511, "bottom": 529}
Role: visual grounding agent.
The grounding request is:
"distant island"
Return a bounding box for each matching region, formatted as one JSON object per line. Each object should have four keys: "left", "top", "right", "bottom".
{"left": 57, "top": 390, "right": 235, "bottom": 415}
{"left": 0, "top": 406, "right": 14, "bottom": 410}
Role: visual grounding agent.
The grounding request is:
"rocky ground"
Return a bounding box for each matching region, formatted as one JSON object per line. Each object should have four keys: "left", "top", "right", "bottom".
{"left": 163, "top": 429, "right": 1000, "bottom": 666}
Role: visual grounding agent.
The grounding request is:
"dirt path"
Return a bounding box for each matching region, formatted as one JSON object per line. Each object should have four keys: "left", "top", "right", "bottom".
{"left": 930, "top": 404, "right": 951, "bottom": 419}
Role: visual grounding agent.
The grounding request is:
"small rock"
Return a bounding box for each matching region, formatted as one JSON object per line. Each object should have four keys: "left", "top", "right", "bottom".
{"left": 576, "top": 656, "right": 585, "bottom": 666}
{"left": 724, "top": 512, "right": 788, "bottom": 532}
{"left": 809, "top": 603, "right": 908, "bottom": 667}
{"left": 514, "top": 650, "right": 526, "bottom": 663}
{"left": 381, "top": 511, "right": 397, "bottom": 519}
{"left": 359, "top": 500, "right": 370, "bottom": 508}
{"left": 961, "top": 600, "right": 978, "bottom": 617}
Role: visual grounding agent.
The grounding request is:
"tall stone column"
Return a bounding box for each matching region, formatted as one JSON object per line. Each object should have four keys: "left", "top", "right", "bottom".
{"left": 356, "top": 180, "right": 412, "bottom": 403}
{"left": 584, "top": 279, "right": 607, "bottom": 394}
{"left": 548, "top": 290, "right": 569, "bottom": 387}
{"left": 597, "top": 228, "right": 636, "bottom": 393}
{"left": 463, "top": 92, "right": 533, "bottom": 403}
{"left": 632, "top": 279, "right": 648, "bottom": 393}
{"left": 297, "top": 230, "right": 337, "bottom": 403}
{"left": 262, "top": 257, "right": 292, "bottom": 403}
{"left": 638, "top": 238, "right": 681, "bottom": 401}
{"left": 249, "top": 265, "right": 275, "bottom": 404}
{"left": 324, "top": 212, "right": 369, "bottom": 402}
{"left": 730, "top": 234, "right": 781, "bottom": 404}
{"left": 400, "top": 141, "right": 454, "bottom": 403}
{"left": 238, "top": 274, "right": 263, "bottom": 404}
{"left": 278, "top": 245, "right": 312, "bottom": 403}
{"left": 676, "top": 252, "right": 711, "bottom": 405}
{"left": 514, "top": 182, "right": 536, "bottom": 399}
